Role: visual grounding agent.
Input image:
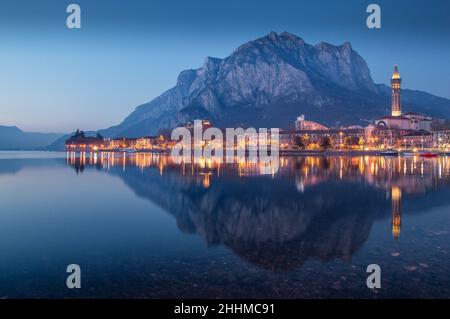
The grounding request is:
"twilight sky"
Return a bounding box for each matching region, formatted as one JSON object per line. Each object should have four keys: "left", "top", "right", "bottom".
{"left": 1, "top": 0, "right": 450, "bottom": 133}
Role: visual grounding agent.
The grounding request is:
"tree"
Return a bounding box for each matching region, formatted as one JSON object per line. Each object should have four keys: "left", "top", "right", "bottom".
{"left": 344, "top": 136, "right": 359, "bottom": 147}
{"left": 358, "top": 137, "right": 364, "bottom": 147}
{"left": 72, "top": 129, "right": 85, "bottom": 139}
{"left": 320, "top": 136, "right": 332, "bottom": 149}
{"left": 96, "top": 132, "right": 104, "bottom": 140}
{"left": 294, "top": 136, "right": 305, "bottom": 149}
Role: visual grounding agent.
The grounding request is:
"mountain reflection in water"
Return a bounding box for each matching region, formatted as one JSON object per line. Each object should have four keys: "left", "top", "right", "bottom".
{"left": 66, "top": 152, "right": 450, "bottom": 271}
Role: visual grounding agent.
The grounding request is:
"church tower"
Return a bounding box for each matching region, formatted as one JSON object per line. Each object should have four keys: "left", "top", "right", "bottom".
{"left": 391, "top": 65, "right": 402, "bottom": 116}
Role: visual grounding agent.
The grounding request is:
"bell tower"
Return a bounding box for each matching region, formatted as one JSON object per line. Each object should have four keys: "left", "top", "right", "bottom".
{"left": 391, "top": 65, "right": 402, "bottom": 116}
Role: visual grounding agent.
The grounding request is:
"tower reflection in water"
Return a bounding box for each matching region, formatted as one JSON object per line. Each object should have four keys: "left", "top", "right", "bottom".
{"left": 66, "top": 151, "right": 450, "bottom": 269}
{"left": 391, "top": 186, "right": 402, "bottom": 240}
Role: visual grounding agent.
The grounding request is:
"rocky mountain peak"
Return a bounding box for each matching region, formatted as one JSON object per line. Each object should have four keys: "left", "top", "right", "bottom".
{"left": 99, "top": 32, "right": 450, "bottom": 138}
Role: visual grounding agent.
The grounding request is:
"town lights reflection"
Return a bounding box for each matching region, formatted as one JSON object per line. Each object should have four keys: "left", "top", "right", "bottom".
{"left": 67, "top": 152, "right": 450, "bottom": 186}
{"left": 67, "top": 152, "right": 450, "bottom": 240}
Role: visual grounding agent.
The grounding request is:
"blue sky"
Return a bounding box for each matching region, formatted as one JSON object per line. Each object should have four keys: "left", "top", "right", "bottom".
{"left": 1, "top": 0, "right": 450, "bottom": 133}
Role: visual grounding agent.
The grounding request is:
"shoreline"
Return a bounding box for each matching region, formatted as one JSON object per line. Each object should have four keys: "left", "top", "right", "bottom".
{"left": 61, "top": 148, "right": 450, "bottom": 157}
{"left": 282, "top": 149, "right": 448, "bottom": 156}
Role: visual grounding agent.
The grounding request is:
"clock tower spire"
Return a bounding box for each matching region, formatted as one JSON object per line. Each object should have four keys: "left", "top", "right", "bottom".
{"left": 391, "top": 65, "right": 402, "bottom": 116}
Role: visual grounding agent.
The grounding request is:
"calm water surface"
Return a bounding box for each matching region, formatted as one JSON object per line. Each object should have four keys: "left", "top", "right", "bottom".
{"left": 0, "top": 151, "right": 449, "bottom": 298}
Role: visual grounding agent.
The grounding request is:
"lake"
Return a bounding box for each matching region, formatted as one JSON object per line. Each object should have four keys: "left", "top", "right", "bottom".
{"left": 0, "top": 151, "right": 449, "bottom": 298}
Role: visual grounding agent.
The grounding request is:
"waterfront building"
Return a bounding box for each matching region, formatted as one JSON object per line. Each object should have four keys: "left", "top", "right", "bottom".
{"left": 135, "top": 136, "right": 168, "bottom": 150}
{"left": 109, "top": 137, "right": 138, "bottom": 150}
{"left": 369, "top": 128, "right": 433, "bottom": 149}
{"left": 295, "top": 114, "right": 328, "bottom": 131}
{"left": 136, "top": 136, "right": 154, "bottom": 150}
{"left": 375, "top": 115, "right": 411, "bottom": 130}
{"left": 400, "top": 130, "right": 433, "bottom": 149}
{"left": 281, "top": 126, "right": 364, "bottom": 150}
{"left": 403, "top": 112, "right": 432, "bottom": 131}
{"left": 65, "top": 136, "right": 105, "bottom": 151}
{"left": 433, "top": 129, "right": 450, "bottom": 148}
{"left": 375, "top": 112, "right": 432, "bottom": 131}
{"left": 370, "top": 127, "right": 404, "bottom": 148}
{"left": 279, "top": 130, "right": 297, "bottom": 148}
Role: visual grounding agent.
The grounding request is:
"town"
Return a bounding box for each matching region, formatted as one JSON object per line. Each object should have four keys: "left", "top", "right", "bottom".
{"left": 66, "top": 66, "right": 450, "bottom": 156}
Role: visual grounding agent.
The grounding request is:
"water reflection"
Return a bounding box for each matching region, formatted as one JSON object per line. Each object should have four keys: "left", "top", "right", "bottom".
{"left": 66, "top": 152, "right": 450, "bottom": 270}
{"left": 391, "top": 186, "right": 402, "bottom": 240}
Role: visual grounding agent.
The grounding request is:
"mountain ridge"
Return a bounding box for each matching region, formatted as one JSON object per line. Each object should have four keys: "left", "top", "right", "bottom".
{"left": 93, "top": 31, "right": 450, "bottom": 137}
{"left": 5, "top": 32, "right": 450, "bottom": 150}
{"left": 0, "top": 125, "right": 63, "bottom": 150}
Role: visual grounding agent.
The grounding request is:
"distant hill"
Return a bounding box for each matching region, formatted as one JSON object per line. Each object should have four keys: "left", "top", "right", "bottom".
{"left": 99, "top": 31, "right": 450, "bottom": 137}
{"left": 0, "top": 126, "right": 63, "bottom": 150}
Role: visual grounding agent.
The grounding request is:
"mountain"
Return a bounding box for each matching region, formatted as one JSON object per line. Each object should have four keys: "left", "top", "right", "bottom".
{"left": 0, "top": 126, "right": 63, "bottom": 150}
{"left": 99, "top": 31, "right": 450, "bottom": 137}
